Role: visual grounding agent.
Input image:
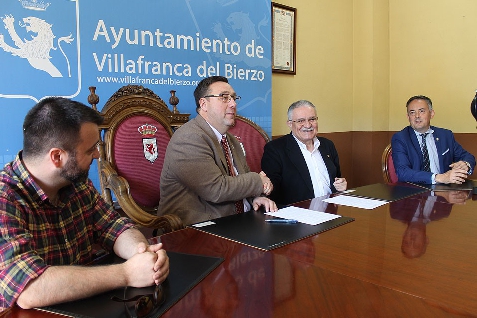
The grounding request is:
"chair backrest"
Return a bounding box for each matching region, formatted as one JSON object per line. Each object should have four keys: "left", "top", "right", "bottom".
{"left": 382, "top": 143, "right": 398, "bottom": 183}
{"left": 109, "top": 115, "right": 170, "bottom": 207}
{"left": 228, "top": 115, "right": 270, "bottom": 173}
{"left": 100, "top": 86, "right": 180, "bottom": 208}
{"left": 88, "top": 85, "right": 189, "bottom": 234}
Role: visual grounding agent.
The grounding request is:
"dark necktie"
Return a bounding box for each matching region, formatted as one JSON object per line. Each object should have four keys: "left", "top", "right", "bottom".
{"left": 420, "top": 133, "right": 431, "bottom": 172}
{"left": 221, "top": 136, "right": 244, "bottom": 214}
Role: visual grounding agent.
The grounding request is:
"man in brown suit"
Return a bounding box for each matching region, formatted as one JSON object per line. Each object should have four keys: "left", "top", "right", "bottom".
{"left": 158, "top": 76, "right": 277, "bottom": 225}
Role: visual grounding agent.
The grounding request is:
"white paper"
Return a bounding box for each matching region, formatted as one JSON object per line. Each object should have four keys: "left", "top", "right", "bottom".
{"left": 265, "top": 206, "right": 341, "bottom": 226}
{"left": 192, "top": 221, "right": 216, "bottom": 228}
{"left": 323, "top": 195, "right": 388, "bottom": 209}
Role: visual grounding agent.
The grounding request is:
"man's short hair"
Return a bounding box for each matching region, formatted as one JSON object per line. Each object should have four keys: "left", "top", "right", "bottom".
{"left": 23, "top": 97, "right": 103, "bottom": 159}
{"left": 193, "top": 76, "right": 229, "bottom": 113}
{"left": 287, "top": 100, "right": 316, "bottom": 120}
{"left": 406, "top": 95, "right": 433, "bottom": 111}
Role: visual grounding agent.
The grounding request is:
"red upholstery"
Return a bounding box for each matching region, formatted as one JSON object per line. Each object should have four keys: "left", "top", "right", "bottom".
{"left": 387, "top": 149, "right": 398, "bottom": 183}
{"left": 382, "top": 144, "right": 398, "bottom": 183}
{"left": 113, "top": 115, "right": 171, "bottom": 208}
{"left": 88, "top": 85, "right": 188, "bottom": 234}
{"left": 228, "top": 116, "right": 270, "bottom": 173}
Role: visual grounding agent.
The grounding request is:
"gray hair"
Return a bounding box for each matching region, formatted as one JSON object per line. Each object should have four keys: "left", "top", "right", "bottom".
{"left": 287, "top": 100, "right": 316, "bottom": 120}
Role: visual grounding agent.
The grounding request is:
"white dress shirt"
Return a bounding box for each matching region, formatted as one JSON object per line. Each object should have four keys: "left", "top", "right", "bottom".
{"left": 414, "top": 128, "right": 440, "bottom": 183}
{"left": 293, "top": 135, "right": 331, "bottom": 197}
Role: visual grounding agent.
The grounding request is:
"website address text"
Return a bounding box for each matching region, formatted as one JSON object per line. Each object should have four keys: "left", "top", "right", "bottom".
{"left": 96, "top": 75, "right": 199, "bottom": 86}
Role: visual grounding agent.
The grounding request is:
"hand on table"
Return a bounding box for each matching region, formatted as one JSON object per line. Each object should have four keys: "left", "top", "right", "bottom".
{"left": 252, "top": 196, "right": 278, "bottom": 212}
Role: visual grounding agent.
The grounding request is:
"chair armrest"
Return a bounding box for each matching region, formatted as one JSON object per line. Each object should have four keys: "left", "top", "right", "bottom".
{"left": 98, "top": 160, "right": 183, "bottom": 233}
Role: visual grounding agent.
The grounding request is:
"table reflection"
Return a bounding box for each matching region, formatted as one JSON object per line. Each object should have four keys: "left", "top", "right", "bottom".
{"left": 390, "top": 190, "right": 470, "bottom": 258}
{"left": 200, "top": 266, "right": 240, "bottom": 318}
{"left": 294, "top": 194, "right": 339, "bottom": 215}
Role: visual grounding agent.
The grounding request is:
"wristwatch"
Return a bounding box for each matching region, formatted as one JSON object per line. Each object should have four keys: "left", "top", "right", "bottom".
{"left": 464, "top": 161, "right": 472, "bottom": 174}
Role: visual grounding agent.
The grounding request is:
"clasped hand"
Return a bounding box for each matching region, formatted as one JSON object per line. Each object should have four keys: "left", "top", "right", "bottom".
{"left": 124, "top": 242, "right": 169, "bottom": 287}
{"left": 333, "top": 178, "right": 347, "bottom": 191}
{"left": 436, "top": 190, "right": 468, "bottom": 204}
{"left": 259, "top": 171, "right": 273, "bottom": 196}
{"left": 436, "top": 161, "right": 469, "bottom": 184}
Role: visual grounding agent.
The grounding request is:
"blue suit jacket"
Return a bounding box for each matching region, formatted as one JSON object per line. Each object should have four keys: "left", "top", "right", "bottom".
{"left": 391, "top": 126, "right": 475, "bottom": 183}
{"left": 261, "top": 133, "right": 342, "bottom": 206}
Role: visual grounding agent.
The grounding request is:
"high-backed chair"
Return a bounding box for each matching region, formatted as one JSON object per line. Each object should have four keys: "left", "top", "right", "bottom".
{"left": 87, "top": 85, "right": 190, "bottom": 234}
{"left": 228, "top": 115, "right": 270, "bottom": 173}
{"left": 382, "top": 143, "right": 398, "bottom": 183}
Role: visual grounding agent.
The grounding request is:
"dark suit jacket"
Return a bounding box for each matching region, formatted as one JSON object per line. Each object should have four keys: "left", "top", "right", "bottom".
{"left": 261, "top": 133, "right": 342, "bottom": 206}
{"left": 391, "top": 126, "right": 475, "bottom": 183}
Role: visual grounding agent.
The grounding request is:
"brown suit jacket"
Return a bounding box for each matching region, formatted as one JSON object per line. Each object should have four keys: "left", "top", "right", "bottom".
{"left": 158, "top": 115, "right": 263, "bottom": 225}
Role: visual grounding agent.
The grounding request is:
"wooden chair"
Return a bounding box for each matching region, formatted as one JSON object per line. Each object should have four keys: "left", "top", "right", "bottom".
{"left": 228, "top": 115, "right": 270, "bottom": 173}
{"left": 382, "top": 143, "right": 398, "bottom": 183}
{"left": 87, "top": 85, "right": 190, "bottom": 234}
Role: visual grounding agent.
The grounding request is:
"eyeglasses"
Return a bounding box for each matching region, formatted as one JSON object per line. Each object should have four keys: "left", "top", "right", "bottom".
{"left": 288, "top": 116, "right": 318, "bottom": 125}
{"left": 111, "top": 284, "right": 165, "bottom": 318}
{"left": 203, "top": 93, "right": 241, "bottom": 104}
{"left": 407, "top": 109, "right": 427, "bottom": 117}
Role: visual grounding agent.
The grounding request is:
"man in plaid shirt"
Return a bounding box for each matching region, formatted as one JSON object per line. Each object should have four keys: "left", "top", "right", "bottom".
{"left": 0, "top": 97, "right": 169, "bottom": 311}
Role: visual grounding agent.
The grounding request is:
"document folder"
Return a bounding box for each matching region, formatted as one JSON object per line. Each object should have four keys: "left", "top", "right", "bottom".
{"left": 344, "top": 183, "right": 428, "bottom": 202}
{"left": 190, "top": 211, "right": 354, "bottom": 251}
{"left": 39, "top": 252, "right": 223, "bottom": 318}
{"left": 410, "top": 179, "right": 474, "bottom": 192}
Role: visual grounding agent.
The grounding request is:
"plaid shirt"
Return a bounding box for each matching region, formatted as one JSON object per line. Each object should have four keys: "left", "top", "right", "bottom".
{"left": 0, "top": 152, "right": 135, "bottom": 310}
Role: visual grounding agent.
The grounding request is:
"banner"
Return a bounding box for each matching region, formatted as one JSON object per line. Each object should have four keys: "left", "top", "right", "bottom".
{"left": 0, "top": 0, "right": 272, "bottom": 186}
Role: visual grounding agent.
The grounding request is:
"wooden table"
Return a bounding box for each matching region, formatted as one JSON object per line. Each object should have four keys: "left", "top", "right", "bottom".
{"left": 5, "top": 189, "right": 477, "bottom": 317}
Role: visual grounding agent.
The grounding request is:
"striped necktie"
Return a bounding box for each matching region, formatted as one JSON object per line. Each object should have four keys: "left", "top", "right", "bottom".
{"left": 221, "top": 136, "right": 244, "bottom": 214}
{"left": 420, "top": 133, "right": 431, "bottom": 172}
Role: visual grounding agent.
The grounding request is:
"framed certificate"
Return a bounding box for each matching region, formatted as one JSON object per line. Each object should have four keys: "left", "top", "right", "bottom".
{"left": 272, "top": 3, "right": 297, "bottom": 74}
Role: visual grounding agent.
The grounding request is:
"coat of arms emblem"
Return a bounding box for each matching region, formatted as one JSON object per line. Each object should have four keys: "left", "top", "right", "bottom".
{"left": 138, "top": 124, "right": 158, "bottom": 163}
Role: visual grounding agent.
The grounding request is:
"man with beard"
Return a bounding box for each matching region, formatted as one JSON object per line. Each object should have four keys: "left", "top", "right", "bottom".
{"left": 158, "top": 76, "right": 276, "bottom": 225}
{"left": 0, "top": 97, "right": 169, "bottom": 311}
{"left": 261, "top": 100, "right": 347, "bottom": 207}
{"left": 391, "top": 95, "right": 475, "bottom": 184}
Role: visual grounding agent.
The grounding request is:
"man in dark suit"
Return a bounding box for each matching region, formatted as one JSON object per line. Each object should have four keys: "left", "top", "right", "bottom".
{"left": 391, "top": 95, "right": 475, "bottom": 184}
{"left": 261, "top": 100, "right": 347, "bottom": 207}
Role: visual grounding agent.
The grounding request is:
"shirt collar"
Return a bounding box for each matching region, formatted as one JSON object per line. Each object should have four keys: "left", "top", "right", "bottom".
{"left": 292, "top": 134, "right": 320, "bottom": 152}
{"left": 9, "top": 151, "right": 48, "bottom": 203}
{"left": 413, "top": 127, "right": 434, "bottom": 137}
{"left": 206, "top": 121, "right": 226, "bottom": 143}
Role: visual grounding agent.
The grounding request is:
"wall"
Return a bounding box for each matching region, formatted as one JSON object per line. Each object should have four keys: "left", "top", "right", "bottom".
{"left": 389, "top": 0, "right": 477, "bottom": 133}
{"left": 272, "top": 0, "right": 477, "bottom": 187}
{"left": 271, "top": 0, "right": 354, "bottom": 136}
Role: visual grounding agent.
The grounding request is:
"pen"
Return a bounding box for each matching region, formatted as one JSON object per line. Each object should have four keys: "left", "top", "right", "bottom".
{"left": 265, "top": 219, "right": 298, "bottom": 224}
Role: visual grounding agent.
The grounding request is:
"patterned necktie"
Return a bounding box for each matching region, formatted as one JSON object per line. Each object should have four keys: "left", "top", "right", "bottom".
{"left": 221, "top": 135, "right": 244, "bottom": 214}
{"left": 420, "top": 133, "right": 431, "bottom": 172}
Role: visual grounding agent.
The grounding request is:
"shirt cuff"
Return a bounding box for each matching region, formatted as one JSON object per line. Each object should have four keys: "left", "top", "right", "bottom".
{"left": 431, "top": 173, "right": 437, "bottom": 184}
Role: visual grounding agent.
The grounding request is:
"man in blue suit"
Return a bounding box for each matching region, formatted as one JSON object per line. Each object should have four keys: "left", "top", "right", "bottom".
{"left": 391, "top": 95, "right": 475, "bottom": 184}
{"left": 261, "top": 100, "right": 347, "bottom": 207}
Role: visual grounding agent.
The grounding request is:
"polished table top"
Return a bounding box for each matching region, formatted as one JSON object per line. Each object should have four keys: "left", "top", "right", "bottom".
{"left": 5, "top": 186, "right": 477, "bottom": 317}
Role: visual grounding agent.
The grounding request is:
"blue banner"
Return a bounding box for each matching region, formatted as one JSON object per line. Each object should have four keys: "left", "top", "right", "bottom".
{"left": 0, "top": 0, "right": 272, "bottom": 186}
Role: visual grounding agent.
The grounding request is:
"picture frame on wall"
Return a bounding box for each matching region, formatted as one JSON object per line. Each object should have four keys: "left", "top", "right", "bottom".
{"left": 272, "top": 2, "right": 297, "bottom": 75}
